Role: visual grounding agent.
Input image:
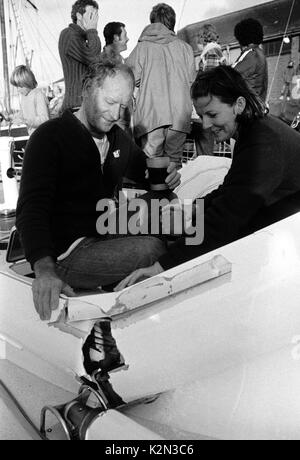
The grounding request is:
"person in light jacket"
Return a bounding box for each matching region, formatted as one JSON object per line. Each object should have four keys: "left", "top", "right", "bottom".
{"left": 126, "top": 3, "right": 196, "bottom": 167}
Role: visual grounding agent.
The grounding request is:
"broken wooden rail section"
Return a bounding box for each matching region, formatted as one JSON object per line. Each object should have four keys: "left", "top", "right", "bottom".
{"left": 52, "top": 254, "right": 232, "bottom": 325}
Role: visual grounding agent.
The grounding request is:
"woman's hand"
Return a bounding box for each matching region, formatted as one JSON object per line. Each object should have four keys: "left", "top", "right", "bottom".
{"left": 114, "top": 262, "right": 164, "bottom": 291}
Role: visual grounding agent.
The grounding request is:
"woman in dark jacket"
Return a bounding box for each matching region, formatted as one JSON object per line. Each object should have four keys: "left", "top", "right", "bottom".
{"left": 116, "top": 66, "right": 300, "bottom": 289}
{"left": 232, "top": 18, "right": 268, "bottom": 101}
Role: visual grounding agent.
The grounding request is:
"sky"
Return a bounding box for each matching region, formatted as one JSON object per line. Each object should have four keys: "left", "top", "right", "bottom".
{"left": 1, "top": 0, "right": 272, "bottom": 94}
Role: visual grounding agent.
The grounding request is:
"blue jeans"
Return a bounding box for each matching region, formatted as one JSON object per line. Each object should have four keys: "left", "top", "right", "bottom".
{"left": 56, "top": 235, "right": 166, "bottom": 289}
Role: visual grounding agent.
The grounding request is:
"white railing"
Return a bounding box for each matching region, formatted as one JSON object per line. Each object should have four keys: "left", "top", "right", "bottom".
{"left": 181, "top": 139, "right": 232, "bottom": 165}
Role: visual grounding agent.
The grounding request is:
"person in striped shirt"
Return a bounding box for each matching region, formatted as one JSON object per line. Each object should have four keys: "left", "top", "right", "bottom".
{"left": 58, "top": 0, "right": 102, "bottom": 111}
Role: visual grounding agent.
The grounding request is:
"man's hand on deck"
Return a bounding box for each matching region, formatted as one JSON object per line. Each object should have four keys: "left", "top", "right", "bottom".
{"left": 165, "top": 162, "right": 181, "bottom": 190}
{"left": 33, "top": 257, "right": 75, "bottom": 321}
{"left": 114, "top": 262, "right": 164, "bottom": 291}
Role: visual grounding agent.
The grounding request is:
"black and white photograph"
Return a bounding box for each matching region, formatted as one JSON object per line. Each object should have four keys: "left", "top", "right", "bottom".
{"left": 0, "top": 0, "right": 300, "bottom": 442}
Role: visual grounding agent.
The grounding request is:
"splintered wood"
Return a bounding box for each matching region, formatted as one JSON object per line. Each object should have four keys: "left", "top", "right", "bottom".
{"left": 54, "top": 255, "right": 232, "bottom": 324}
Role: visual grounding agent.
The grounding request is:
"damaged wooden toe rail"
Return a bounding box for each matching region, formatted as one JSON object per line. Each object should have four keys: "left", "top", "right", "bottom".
{"left": 52, "top": 255, "right": 232, "bottom": 325}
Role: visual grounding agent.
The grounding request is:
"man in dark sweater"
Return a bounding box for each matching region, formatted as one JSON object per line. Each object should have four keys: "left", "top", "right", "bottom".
{"left": 59, "top": 0, "right": 102, "bottom": 110}
{"left": 16, "top": 62, "right": 180, "bottom": 321}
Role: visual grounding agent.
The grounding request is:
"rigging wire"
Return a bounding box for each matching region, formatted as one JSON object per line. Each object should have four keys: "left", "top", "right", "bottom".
{"left": 7, "top": 0, "right": 17, "bottom": 68}
{"left": 5, "top": 1, "right": 19, "bottom": 111}
{"left": 32, "top": 7, "right": 60, "bottom": 44}
{"left": 23, "top": 6, "right": 61, "bottom": 68}
{"left": 23, "top": 10, "right": 51, "bottom": 82}
{"left": 7, "top": 0, "right": 19, "bottom": 111}
{"left": 10, "top": 0, "right": 31, "bottom": 66}
{"left": 177, "top": 0, "right": 187, "bottom": 31}
{"left": 55, "top": 0, "right": 67, "bottom": 25}
{"left": 266, "top": 0, "right": 296, "bottom": 103}
{"left": 25, "top": 0, "right": 38, "bottom": 11}
{"left": 21, "top": 9, "right": 51, "bottom": 83}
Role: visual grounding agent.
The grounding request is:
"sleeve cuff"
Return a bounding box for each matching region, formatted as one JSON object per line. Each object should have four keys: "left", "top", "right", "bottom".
{"left": 28, "top": 250, "right": 57, "bottom": 271}
{"left": 158, "top": 252, "right": 178, "bottom": 271}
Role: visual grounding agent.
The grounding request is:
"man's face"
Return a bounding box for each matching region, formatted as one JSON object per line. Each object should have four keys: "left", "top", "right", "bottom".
{"left": 116, "top": 27, "right": 129, "bottom": 52}
{"left": 84, "top": 73, "right": 133, "bottom": 135}
{"left": 193, "top": 94, "right": 242, "bottom": 142}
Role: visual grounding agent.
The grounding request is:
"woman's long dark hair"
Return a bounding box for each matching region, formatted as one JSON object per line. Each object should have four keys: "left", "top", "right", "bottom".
{"left": 191, "top": 66, "right": 266, "bottom": 126}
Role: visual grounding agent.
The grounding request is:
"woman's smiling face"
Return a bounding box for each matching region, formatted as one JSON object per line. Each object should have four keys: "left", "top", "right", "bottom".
{"left": 193, "top": 94, "right": 245, "bottom": 142}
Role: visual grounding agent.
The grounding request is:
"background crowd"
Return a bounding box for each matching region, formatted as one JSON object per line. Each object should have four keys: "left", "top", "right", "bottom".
{"left": 8, "top": 0, "right": 269, "bottom": 164}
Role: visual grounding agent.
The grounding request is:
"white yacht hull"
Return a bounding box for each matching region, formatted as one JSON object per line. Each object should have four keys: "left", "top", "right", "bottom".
{"left": 1, "top": 213, "right": 300, "bottom": 439}
{"left": 1, "top": 155, "right": 300, "bottom": 440}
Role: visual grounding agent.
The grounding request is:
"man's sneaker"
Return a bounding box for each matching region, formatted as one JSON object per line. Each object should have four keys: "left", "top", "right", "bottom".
{"left": 82, "top": 319, "right": 125, "bottom": 375}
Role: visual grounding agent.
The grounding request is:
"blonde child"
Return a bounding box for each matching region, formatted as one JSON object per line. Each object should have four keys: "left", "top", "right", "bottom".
{"left": 10, "top": 65, "right": 50, "bottom": 135}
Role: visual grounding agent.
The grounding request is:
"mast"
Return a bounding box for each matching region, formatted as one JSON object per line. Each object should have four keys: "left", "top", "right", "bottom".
{"left": 0, "top": 0, "right": 11, "bottom": 113}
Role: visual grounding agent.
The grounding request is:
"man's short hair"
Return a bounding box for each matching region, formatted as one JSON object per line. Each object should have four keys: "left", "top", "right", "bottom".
{"left": 234, "top": 18, "right": 264, "bottom": 46}
{"left": 71, "top": 0, "right": 99, "bottom": 24}
{"left": 10, "top": 65, "right": 37, "bottom": 89}
{"left": 82, "top": 62, "right": 135, "bottom": 93}
{"left": 150, "top": 3, "right": 176, "bottom": 31}
{"left": 103, "top": 22, "right": 125, "bottom": 46}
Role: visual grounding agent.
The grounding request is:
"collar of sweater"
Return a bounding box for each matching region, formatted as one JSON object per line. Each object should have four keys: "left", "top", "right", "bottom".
{"left": 69, "top": 23, "right": 87, "bottom": 37}
{"left": 102, "top": 46, "right": 123, "bottom": 64}
{"left": 241, "top": 44, "right": 260, "bottom": 52}
{"left": 63, "top": 109, "right": 118, "bottom": 144}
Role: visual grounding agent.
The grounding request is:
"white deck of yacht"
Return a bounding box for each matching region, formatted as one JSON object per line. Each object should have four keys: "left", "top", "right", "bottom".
{"left": 1, "top": 156, "right": 300, "bottom": 440}
{"left": 1, "top": 212, "right": 300, "bottom": 439}
{"left": 0, "top": 360, "right": 75, "bottom": 440}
